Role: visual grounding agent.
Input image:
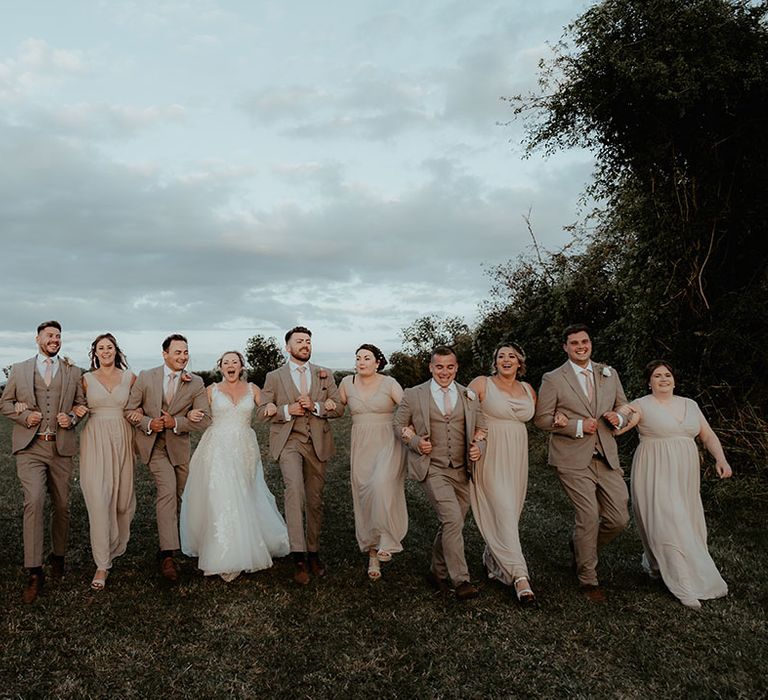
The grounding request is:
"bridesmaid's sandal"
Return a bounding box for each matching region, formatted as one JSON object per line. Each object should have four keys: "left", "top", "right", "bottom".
{"left": 376, "top": 550, "right": 392, "bottom": 563}
{"left": 90, "top": 570, "right": 108, "bottom": 591}
{"left": 367, "top": 555, "right": 381, "bottom": 581}
{"left": 513, "top": 577, "right": 536, "bottom": 607}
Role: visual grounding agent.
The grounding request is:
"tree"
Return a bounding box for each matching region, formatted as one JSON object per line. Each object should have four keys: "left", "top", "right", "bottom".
{"left": 244, "top": 334, "right": 284, "bottom": 387}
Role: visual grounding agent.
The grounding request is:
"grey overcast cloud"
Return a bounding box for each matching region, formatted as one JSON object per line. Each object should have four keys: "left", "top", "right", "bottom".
{"left": 1, "top": 0, "right": 593, "bottom": 371}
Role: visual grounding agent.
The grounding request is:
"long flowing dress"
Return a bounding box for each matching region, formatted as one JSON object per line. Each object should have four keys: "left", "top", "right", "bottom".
{"left": 470, "top": 379, "right": 535, "bottom": 585}
{"left": 630, "top": 395, "right": 727, "bottom": 605}
{"left": 79, "top": 369, "right": 136, "bottom": 570}
{"left": 347, "top": 375, "right": 407, "bottom": 554}
{"left": 180, "top": 385, "right": 289, "bottom": 579}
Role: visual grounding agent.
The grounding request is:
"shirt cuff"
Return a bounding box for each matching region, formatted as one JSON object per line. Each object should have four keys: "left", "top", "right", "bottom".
{"left": 576, "top": 419, "right": 584, "bottom": 438}
{"left": 283, "top": 405, "right": 292, "bottom": 421}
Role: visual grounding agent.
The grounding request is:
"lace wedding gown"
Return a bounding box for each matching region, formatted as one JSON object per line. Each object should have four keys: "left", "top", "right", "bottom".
{"left": 180, "top": 385, "right": 289, "bottom": 580}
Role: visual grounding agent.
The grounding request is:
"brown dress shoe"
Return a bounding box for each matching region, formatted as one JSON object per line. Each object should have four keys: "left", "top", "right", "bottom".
{"left": 293, "top": 561, "right": 310, "bottom": 585}
{"left": 455, "top": 581, "right": 480, "bottom": 600}
{"left": 426, "top": 571, "right": 451, "bottom": 595}
{"left": 307, "top": 554, "right": 326, "bottom": 577}
{"left": 579, "top": 584, "right": 606, "bottom": 603}
{"left": 22, "top": 573, "right": 44, "bottom": 604}
{"left": 48, "top": 554, "right": 65, "bottom": 580}
{"left": 160, "top": 556, "right": 178, "bottom": 583}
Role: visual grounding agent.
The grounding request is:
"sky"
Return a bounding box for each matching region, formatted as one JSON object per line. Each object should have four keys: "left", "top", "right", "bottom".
{"left": 0, "top": 0, "right": 594, "bottom": 372}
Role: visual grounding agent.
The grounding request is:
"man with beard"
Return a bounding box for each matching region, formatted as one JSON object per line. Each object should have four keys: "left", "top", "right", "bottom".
{"left": 259, "top": 326, "right": 343, "bottom": 584}
{"left": 1, "top": 321, "right": 86, "bottom": 603}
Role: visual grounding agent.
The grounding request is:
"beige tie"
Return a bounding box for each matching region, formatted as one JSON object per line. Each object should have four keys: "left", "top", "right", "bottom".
{"left": 441, "top": 387, "right": 453, "bottom": 416}
{"left": 165, "top": 372, "right": 178, "bottom": 405}
{"left": 43, "top": 358, "right": 53, "bottom": 387}
{"left": 581, "top": 369, "right": 595, "bottom": 403}
{"left": 297, "top": 366, "right": 308, "bottom": 395}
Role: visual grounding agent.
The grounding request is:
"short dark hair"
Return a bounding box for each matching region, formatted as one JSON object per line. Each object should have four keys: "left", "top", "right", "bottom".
{"left": 356, "top": 343, "right": 387, "bottom": 371}
{"left": 285, "top": 326, "right": 312, "bottom": 343}
{"left": 563, "top": 323, "right": 591, "bottom": 343}
{"left": 430, "top": 345, "right": 457, "bottom": 363}
{"left": 37, "top": 320, "right": 62, "bottom": 334}
{"left": 162, "top": 333, "right": 188, "bottom": 352}
{"left": 89, "top": 333, "right": 128, "bottom": 370}
{"left": 644, "top": 359, "right": 675, "bottom": 385}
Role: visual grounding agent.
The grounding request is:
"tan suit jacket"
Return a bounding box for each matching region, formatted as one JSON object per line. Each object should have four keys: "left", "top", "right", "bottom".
{"left": 258, "top": 362, "right": 343, "bottom": 463}
{"left": 0, "top": 356, "right": 85, "bottom": 456}
{"left": 533, "top": 361, "right": 627, "bottom": 470}
{"left": 125, "top": 366, "right": 211, "bottom": 466}
{"left": 393, "top": 380, "right": 485, "bottom": 482}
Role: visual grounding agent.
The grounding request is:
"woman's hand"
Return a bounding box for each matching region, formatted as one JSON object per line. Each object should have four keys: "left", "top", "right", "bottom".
{"left": 323, "top": 398, "right": 337, "bottom": 412}
{"left": 553, "top": 411, "right": 568, "bottom": 428}
{"left": 263, "top": 402, "right": 277, "bottom": 417}
{"left": 126, "top": 409, "right": 144, "bottom": 425}
{"left": 73, "top": 405, "right": 89, "bottom": 418}
{"left": 715, "top": 459, "right": 733, "bottom": 479}
{"left": 187, "top": 409, "right": 206, "bottom": 423}
{"left": 14, "top": 402, "right": 29, "bottom": 414}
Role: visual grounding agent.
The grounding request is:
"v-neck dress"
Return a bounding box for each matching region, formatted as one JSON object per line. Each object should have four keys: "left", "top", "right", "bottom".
{"left": 630, "top": 394, "right": 727, "bottom": 605}
{"left": 346, "top": 375, "right": 407, "bottom": 553}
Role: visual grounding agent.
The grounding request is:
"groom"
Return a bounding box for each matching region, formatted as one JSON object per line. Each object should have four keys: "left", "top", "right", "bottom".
{"left": 533, "top": 323, "right": 629, "bottom": 602}
{"left": 125, "top": 333, "right": 210, "bottom": 582}
{"left": 259, "top": 326, "right": 343, "bottom": 585}
{"left": 1, "top": 320, "right": 86, "bottom": 603}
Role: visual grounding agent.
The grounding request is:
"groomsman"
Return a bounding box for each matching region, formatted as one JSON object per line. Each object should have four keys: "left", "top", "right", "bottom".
{"left": 533, "top": 324, "right": 629, "bottom": 602}
{"left": 0, "top": 321, "right": 86, "bottom": 603}
{"left": 125, "top": 334, "right": 211, "bottom": 582}
{"left": 393, "top": 345, "right": 485, "bottom": 600}
{"left": 259, "top": 326, "right": 343, "bottom": 585}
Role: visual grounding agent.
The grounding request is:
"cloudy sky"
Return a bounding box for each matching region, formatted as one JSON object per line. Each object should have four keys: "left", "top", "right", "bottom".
{"left": 1, "top": 0, "right": 594, "bottom": 372}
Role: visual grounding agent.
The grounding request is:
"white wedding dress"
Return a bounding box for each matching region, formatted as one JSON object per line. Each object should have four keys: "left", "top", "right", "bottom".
{"left": 180, "top": 385, "right": 289, "bottom": 580}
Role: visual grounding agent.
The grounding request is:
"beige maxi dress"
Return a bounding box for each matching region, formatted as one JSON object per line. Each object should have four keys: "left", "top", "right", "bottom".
{"left": 470, "top": 379, "right": 535, "bottom": 585}
{"left": 79, "top": 370, "right": 136, "bottom": 570}
{"left": 347, "top": 375, "right": 407, "bottom": 554}
{"left": 630, "top": 395, "right": 727, "bottom": 605}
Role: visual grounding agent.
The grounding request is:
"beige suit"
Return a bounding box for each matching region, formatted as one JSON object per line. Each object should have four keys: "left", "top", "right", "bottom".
{"left": 1, "top": 356, "right": 85, "bottom": 567}
{"left": 125, "top": 366, "right": 211, "bottom": 551}
{"left": 259, "top": 362, "right": 343, "bottom": 553}
{"left": 393, "top": 380, "right": 485, "bottom": 586}
{"left": 533, "top": 360, "right": 630, "bottom": 585}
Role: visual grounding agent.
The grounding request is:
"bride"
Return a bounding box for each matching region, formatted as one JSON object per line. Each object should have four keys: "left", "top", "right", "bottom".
{"left": 180, "top": 351, "right": 289, "bottom": 581}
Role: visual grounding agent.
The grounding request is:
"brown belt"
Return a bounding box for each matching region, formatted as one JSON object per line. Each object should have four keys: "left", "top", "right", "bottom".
{"left": 36, "top": 434, "right": 56, "bottom": 442}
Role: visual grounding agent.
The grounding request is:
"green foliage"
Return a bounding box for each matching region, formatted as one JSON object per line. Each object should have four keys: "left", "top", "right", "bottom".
{"left": 244, "top": 334, "right": 285, "bottom": 387}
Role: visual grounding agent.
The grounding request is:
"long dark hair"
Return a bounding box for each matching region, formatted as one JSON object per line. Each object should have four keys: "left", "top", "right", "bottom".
{"left": 89, "top": 333, "right": 128, "bottom": 369}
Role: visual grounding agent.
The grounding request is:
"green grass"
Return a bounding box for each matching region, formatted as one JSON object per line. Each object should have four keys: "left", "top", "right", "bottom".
{"left": 0, "top": 416, "right": 765, "bottom": 698}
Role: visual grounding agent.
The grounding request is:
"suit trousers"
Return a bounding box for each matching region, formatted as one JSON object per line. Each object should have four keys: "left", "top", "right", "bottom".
{"left": 279, "top": 436, "right": 326, "bottom": 553}
{"left": 421, "top": 464, "right": 471, "bottom": 586}
{"left": 16, "top": 440, "right": 73, "bottom": 568}
{"left": 556, "top": 457, "right": 629, "bottom": 586}
{"left": 147, "top": 435, "right": 189, "bottom": 552}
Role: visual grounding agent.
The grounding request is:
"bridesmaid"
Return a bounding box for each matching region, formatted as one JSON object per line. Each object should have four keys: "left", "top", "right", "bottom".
{"left": 78, "top": 333, "right": 138, "bottom": 590}
{"left": 467, "top": 342, "right": 537, "bottom": 606}
{"left": 617, "top": 360, "right": 732, "bottom": 608}
{"left": 338, "top": 344, "right": 407, "bottom": 581}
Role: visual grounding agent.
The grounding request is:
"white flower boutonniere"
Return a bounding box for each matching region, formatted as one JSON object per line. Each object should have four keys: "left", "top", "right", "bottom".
{"left": 465, "top": 389, "right": 477, "bottom": 401}
{"left": 602, "top": 366, "right": 612, "bottom": 378}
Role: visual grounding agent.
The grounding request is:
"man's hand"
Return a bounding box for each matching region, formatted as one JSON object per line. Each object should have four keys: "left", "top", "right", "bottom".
{"left": 26, "top": 411, "right": 43, "bottom": 428}
{"left": 297, "top": 395, "right": 314, "bottom": 411}
{"left": 56, "top": 412, "right": 73, "bottom": 429}
{"left": 160, "top": 410, "right": 176, "bottom": 430}
{"left": 417, "top": 437, "right": 432, "bottom": 455}
{"left": 149, "top": 417, "right": 165, "bottom": 433}
{"left": 288, "top": 401, "right": 306, "bottom": 417}
{"left": 583, "top": 417, "right": 598, "bottom": 434}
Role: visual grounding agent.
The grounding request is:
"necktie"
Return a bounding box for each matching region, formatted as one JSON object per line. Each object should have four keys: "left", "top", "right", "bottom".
{"left": 165, "top": 372, "right": 177, "bottom": 405}
{"left": 581, "top": 369, "right": 594, "bottom": 403}
{"left": 297, "top": 366, "right": 308, "bottom": 395}
{"left": 43, "top": 358, "right": 53, "bottom": 387}
{"left": 441, "top": 387, "right": 453, "bottom": 416}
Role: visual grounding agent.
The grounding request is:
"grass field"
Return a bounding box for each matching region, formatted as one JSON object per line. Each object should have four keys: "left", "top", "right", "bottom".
{"left": 0, "top": 414, "right": 765, "bottom": 698}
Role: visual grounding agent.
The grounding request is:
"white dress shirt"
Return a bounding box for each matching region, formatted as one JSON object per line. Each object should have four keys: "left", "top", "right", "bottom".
{"left": 37, "top": 354, "right": 59, "bottom": 380}
{"left": 283, "top": 361, "right": 320, "bottom": 420}
{"left": 430, "top": 379, "right": 457, "bottom": 416}
{"left": 567, "top": 360, "right": 623, "bottom": 437}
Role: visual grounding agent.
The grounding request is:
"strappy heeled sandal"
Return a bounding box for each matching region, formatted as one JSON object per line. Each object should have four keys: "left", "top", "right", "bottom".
{"left": 90, "top": 570, "right": 109, "bottom": 591}
{"left": 376, "top": 549, "right": 392, "bottom": 563}
{"left": 513, "top": 576, "right": 536, "bottom": 607}
{"left": 367, "top": 555, "right": 381, "bottom": 581}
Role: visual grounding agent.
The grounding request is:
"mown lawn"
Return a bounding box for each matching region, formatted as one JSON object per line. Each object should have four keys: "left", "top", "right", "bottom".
{"left": 0, "top": 415, "right": 764, "bottom": 698}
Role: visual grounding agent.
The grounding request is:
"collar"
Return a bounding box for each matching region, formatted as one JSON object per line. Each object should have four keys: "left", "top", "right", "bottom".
{"left": 163, "top": 365, "right": 182, "bottom": 379}
{"left": 289, "top": 360, "right": 310, "bottom": 373}
{"left": 569, "top": 360, "right": 594, "bottom": 375}
{"left": 37, "top": 353, "right": 59, "bottom": 366}
{"left": 430, "top": 379, "right": 456, "bottom": 394}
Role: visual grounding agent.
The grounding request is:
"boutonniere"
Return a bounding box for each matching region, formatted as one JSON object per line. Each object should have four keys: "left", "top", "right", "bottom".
{"left": 464, "top": 389, "right": 477, "bottom": 401}
{"left": 601, "top": 366, "right": 612, "bottom": 378}
{"left": 180, "top": 372, "right": 193, "bottom": 383}
{"left": 318, "top": 370, "right": 328, "bottom": 380}
{"left": 61, "top": 356, "right": 74, "bottom": 368}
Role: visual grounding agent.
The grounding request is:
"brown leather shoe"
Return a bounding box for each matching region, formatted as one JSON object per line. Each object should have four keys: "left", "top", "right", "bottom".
{"left": 48, "top": 554, "right": 65, "bottom": 580}
{"left": 579, "top": 584, "right": 606, "bottom": 603}
{"left": 426, "top": 571, "right": 451, "bottom": 595}
{"left": 455, "top": 581, "right": 480, "bottom": 600}
{"left": 160, "top": 556, "right": 178, "bottom": 583}
{"left": 307, "top": 554, "right": 325, "bottom": 577}
{"left": 22, "top": 573, "right": 44, "bottom": 604}
{"left": 293, "top": 561, "right": 310, "bottom": 585}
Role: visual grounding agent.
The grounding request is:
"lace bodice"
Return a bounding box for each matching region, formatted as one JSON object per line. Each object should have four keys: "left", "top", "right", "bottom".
{"left": 210, "top": 385, "right": 255, "bottom": 431}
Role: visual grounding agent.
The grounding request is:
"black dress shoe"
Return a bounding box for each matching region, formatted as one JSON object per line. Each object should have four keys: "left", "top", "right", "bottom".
{"left": 23, "top": 573, "right": 44, "bottom": 604}
{"left": 48, "top": 553, "right": 65, "bottom": 580}
{"left": 568, "top": 539, "right": 577, "bottom": 574}
{"left": 426, "top": 571, "right": 451, "bottom": 594}
{"left": 455, "top": 581, "right": 480, "bottom": 600}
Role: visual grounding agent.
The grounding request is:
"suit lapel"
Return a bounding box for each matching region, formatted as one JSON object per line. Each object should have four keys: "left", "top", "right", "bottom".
{"left": 562, "top": 363, "right": 593, "bottom": 414}
{"left": 24, "top": 357, "right": 36, "bottom": 399}
{"left": 418, "top": 382, "right": 431, "bottom": 434}
{"left": 279, "top": 363, "right": 298, "bottom": 402}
